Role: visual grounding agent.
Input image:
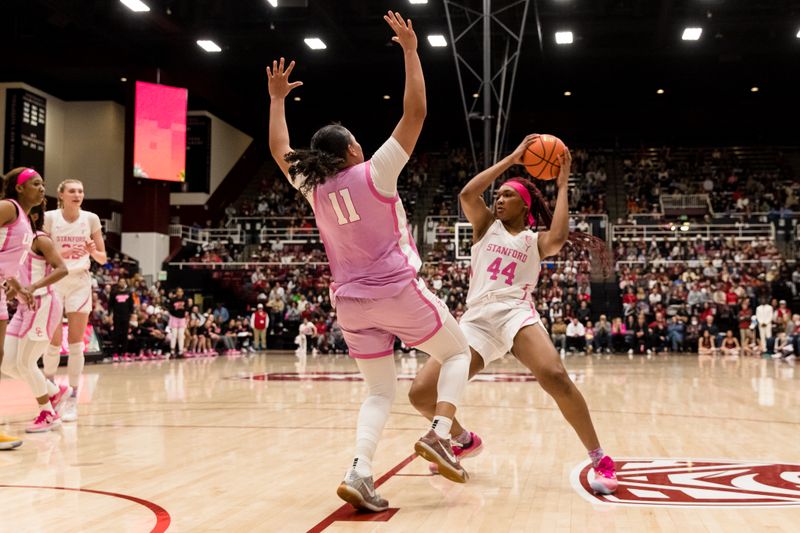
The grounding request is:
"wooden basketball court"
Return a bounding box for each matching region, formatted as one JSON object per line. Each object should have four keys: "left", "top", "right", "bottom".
{"left": 1, "top": 352, "right": 798, "bottom": 532}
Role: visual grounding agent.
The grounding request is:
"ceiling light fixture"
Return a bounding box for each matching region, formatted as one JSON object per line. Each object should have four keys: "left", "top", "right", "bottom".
{"left": 564, "top": 91, "right": 572, "bottom": 96}
{"left": 120, "top": 0, "right": 150, "bottom": 12}
{"left": 750, "top": 86, "right": 759, "bottom": 93}
{"left": 293, "top": 96, "right": 301, "bottom": 101}
{"left": 682, "top": 27, "right": 702, "bottom": 41}
{"left": 409, "top": 0, "right": 429, "bottom": 4}
{"left": 197, "top": 40, "right": 222, "bottom": 53}
{"left": 383, "top": 95, "right": 391, "bottom": 100}
{"left": 267, "top": 0, "right": 278, "bottom": 6}
{"left": 555, "top": 31, "right": 573, "bottom": 45}
{"left": 427, "top": 35, "right": 447, "bottom": 47}
{"left": 304, "top": 37, "right": 327, "bottom": 50}
{"left": 656, "top": 89, "right": 665, "bottom": 94}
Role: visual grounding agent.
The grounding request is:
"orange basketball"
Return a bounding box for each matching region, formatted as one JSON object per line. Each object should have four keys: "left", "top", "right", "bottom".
{"left": 522, "top": 134, "right": 567, "bottom": 180}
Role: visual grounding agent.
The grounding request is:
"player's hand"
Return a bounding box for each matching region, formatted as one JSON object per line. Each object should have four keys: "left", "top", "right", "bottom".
{"left": 267, "top": 58, "right": 303, "bottom": 99}
{"left": 16, "top": 285, "right": 36, "bottom": 309}
{"left": 510, "top": 134, "right": 540, "bottom": 165}
{"left": 555, "top": 148, "right": 572, "bottom": 189}
{"left": 85, "top": 239, "right": 97, "bottom": 254}
{"left": 384, "top": 11, "right": 417, "bottom": 51}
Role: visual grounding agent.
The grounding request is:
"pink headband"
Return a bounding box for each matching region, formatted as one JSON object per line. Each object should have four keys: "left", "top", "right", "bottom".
{"left": 17, "top": 168, "right": 38, "bottom": 186}
{"left": 503, "top": 180, "right": 535, "bottom": 226}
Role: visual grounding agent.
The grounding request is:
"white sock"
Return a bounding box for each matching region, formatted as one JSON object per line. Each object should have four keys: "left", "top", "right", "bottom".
{"left": 67, "top": 342, "right": 84, "bottom": 390}
{"left": 432, "top": 416, "right": 453, "bottom": 439}
{"left": 40, "top": 401, "right": 54, "bottom": 413}
{"left": 43, "top": 344, "right": 61, "bottom": 378}
{"left": 453, "top": 429, "right": 472, "bottom": 445}
{"left": 347, "top": 455, "right": 372, "bottom": 480}
{"left": 45, "top": 379, "right": 59, "bottom": 397}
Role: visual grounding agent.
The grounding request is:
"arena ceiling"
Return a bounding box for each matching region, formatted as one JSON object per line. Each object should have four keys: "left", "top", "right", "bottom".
{"left": 3, "top": 0, "right": 800, "bottom": 149}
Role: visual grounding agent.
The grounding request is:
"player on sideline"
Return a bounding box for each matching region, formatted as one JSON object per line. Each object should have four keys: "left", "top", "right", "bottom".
{"left": 408, "top": 136, "right": 619, "bottom": 494}
{"left": 42, "top": 179, "right": 107, "bottom": 422}
{"left": 1, "top": 202, "right": 69, "bottom": 432}
{"left": 268, "top": 11, "right": 472, "bottom": 512}
{"left": 0, "top": 168, "right": 42, "bottom": 449}
{"left": 167, "top": 287, "right": 190, "bottom": 358}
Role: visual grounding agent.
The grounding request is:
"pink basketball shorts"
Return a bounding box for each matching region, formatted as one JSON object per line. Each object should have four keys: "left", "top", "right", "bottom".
{"left": 7, "top": 293, "right": 63, "bottom": 341}
{"left": 334, "top": 278, "right": 449, "bottom": 359}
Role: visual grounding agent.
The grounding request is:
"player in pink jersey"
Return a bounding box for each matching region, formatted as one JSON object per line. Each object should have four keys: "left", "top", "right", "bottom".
{"left": 408, "top": 136, "right": 619, "bottom": 494}
{"left": 42, "top": 179, "right": 107, "bottom": 423}
{"left": 0, "top": 167, "right": 43, "bottom": 449}
{"left": 2, "top": 201, "right": 69, "bottom": 433}
{"left": 268, "top": 11, "right": 472, "bottom": 512}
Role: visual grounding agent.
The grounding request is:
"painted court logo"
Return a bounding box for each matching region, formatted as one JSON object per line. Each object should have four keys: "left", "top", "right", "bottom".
{"left": 572, "top": 458, "right": 800, "bottom": 507}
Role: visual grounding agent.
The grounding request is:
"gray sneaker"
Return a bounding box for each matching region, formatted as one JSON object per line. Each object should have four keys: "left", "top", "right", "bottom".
{"left": 414, "top": 429, "right": 468, "bottom": 483}
{"left": 336, "top": 474, "right": 389, "bottom": 512}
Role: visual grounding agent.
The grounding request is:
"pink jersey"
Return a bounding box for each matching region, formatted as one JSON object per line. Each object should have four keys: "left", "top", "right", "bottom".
{"left": 20, "top": 232, "right": 55, "bottom": 297}
{"left": 312, "top": 161, "right": 420, "bottom": 299}
{"left": 0, "top": 198, "right": 33, "bottom": 279}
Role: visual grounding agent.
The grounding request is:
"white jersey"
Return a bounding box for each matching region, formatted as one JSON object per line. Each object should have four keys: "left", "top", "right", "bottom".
{"left": 466, "top": 219, "right": 541, "bottom": 307}
{"left": 43, "top": 209, "right": 102, "bottom": 273}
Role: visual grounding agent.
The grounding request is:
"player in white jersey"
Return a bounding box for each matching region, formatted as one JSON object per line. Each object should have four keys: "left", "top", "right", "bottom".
{"left": 408, "top": 135, "right": 619, "bottom": 494}
{"left": 42, "top": 179, "right": 107, "bottom": 422}
{"left": 1, "top": 202, "right": 70, "bottom": 432}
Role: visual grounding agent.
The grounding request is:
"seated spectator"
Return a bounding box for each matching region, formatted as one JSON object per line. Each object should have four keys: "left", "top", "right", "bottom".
{"left": 551, "top": 317, "right": 567, "bottom": 354}
{"left": 719, "top": 330, "right": 741, "bottom": 356}
{"left": 773, "top": 331, "right": 795, "bottom": 360}
{"left": 566, "top": 317, "right": 586, "bottom": 353}
{"left": 667, "top": 315, "right": 686, "bottom": 352}
{"left": 742, "top": 330, "right": 760, "bottom": 357}
{"left": 593, "top": 315, "right": 611, "bottom": 353}
{"left": 610, "top": 317, "right": 627, "bottom": 352}
{"left": 698, "top": 330, "right": 717, "bottom": 356}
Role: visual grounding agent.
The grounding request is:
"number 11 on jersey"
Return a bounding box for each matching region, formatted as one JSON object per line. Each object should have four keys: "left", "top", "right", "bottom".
{"left": 328, "top": 188, "right": 361, "bottom": 225}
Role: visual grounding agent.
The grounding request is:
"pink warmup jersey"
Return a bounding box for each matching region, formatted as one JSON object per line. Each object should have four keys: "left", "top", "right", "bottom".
{"left": 0, "top": 198, "right": 34, "bottom": 279}
{"left": 311, "top": 161, "right": 420, "bottom": 300}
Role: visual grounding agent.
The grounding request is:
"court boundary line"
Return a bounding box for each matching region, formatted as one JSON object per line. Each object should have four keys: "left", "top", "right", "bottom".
{"left": 307, "top": 453, "right": 418, "bottom": 533}
{"left": 0, "top": 484, "right": 171, "bottom": 532}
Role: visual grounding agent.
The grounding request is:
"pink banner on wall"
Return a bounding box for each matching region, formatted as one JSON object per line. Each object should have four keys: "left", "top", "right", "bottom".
{"left": 132, "top": 81, "right": 187, "bottom": 182}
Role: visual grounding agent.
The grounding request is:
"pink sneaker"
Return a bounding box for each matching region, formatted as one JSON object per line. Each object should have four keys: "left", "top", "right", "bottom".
{"left": 26, "top": 410, "right": 61, "bottom": 433}
{"left": 50, "top": 385, "right": 72, "bottom": 414}
{"left": 589, "top": 455, "right": 618, "bottom": 494}
{"left": 430, "top": 432, "right": 483, "bottom": 474}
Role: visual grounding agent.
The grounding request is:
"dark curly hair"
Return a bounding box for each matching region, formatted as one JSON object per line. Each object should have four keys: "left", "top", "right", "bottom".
{"left": 502, "top": 176, "right": 612, "bottom": 274}
{"left": 285, "top": 124, "right": 352, "bottom": 195}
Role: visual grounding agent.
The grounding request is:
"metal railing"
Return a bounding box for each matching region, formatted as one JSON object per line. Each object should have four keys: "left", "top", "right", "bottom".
{"left": 168, "top": 225, "right": 243, "bottom": 245}
{"left": 258, "top": 226, "right": 322, "bottom": 244}
{"left": 610, "top": 223, "right": 775, "bottom": 242}
{"left": 659, "top": 194, "right": 712, "bottom": 213}
{"left": 168, "top": 261, "right": 330, "bottom": 270}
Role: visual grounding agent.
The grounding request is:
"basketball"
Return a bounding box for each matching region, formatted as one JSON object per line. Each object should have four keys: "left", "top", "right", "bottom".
{"left": 522, "top": 134, "right": 567, "bottom": 180}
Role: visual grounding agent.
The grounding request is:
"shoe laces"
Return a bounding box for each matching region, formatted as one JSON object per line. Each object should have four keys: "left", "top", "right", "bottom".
{"left": 595, "top": 456, "right": 616, "bottom": 478}
{"left": 33, "top": 410, "right": 53, "bottom": 424}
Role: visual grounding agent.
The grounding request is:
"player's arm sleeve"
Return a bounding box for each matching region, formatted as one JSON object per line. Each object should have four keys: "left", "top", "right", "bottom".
{"left": 89, "top": 213, "right": 102, "bottom": 234}
{"left": 43, "top": 211, "right": 53, "bottom": 234}
{"left": 369, "top": 136, "right": 410, "bottom": 198}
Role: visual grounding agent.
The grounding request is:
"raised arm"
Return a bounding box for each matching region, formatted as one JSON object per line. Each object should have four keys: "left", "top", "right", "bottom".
{"left": 460, "top": 134, "right": 538, "bottom": 242}
{"left": 537, "top": 149, "right": 573, "bottom": 258}
{"left": 384, "top": 11, "right": 425, "bottom": 156}
{"left": 267, "top": 58, "right": 304, "bottom": 179}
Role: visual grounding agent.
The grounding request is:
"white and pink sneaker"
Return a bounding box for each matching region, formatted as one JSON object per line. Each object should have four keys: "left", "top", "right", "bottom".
{"left": 50, "top": 385, "right": 73, "bottom": 415}
{"left": 589, "top": 455, "right": 618, "bottom": 494}
{"left": 26, "top": 410, "right": 61, "bottom": 433}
